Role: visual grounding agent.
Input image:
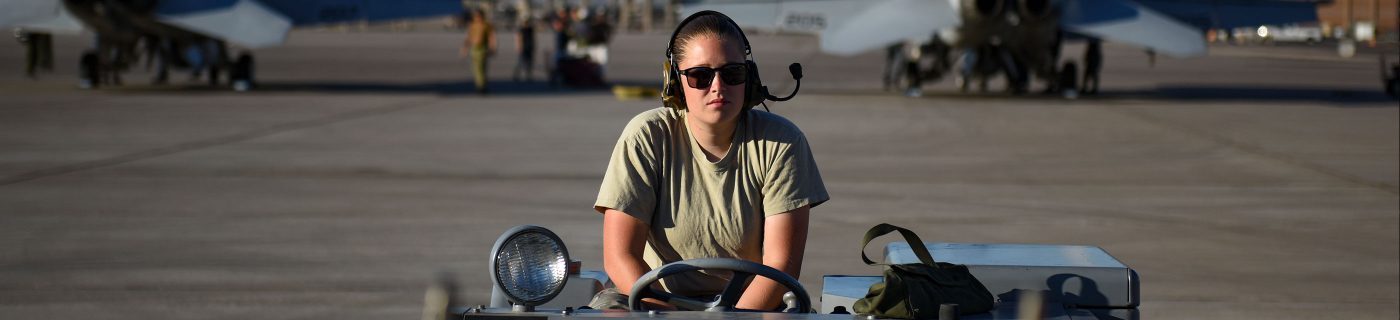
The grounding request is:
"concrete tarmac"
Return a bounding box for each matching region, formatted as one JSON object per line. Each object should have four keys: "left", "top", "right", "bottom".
{"left": 1, "top": 30, "right": 1396, "bottom": 319}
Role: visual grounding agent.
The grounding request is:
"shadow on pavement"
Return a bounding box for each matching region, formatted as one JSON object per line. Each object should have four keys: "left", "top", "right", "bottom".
{"left": 250, "top": 79, "right": 657, "bottom": 96}
{"left": 1103, "top": 85, "right": 1398, "bottom": 106}
{"left": 81, "top": 78, "right": 659, "bottom": 97}
{"left": 901, "top": 84, "right": 1396, "bottom": 106}
{"left": 54, "top": 79, "right": 1400, "bottom": 106}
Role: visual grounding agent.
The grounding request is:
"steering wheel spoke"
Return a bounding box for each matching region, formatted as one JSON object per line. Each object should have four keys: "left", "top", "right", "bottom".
{"left": 714, "top": 271, "right": 756, "bottom": 308}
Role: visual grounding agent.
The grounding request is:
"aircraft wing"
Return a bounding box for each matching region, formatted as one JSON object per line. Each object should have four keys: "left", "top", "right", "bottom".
{"left": 680, "top": 0, "right": 961, "bottom": 56}
{"left": 1134, "top": 0, "right": 1322, "bottom": 30}
{"left": 255, "top": 0, "right": 465, "bottom": 26}
{"left": 152, "top": 0, "right": 463, "bottom": 48}
{"left": 1063, "top": 0, "right": 1321, "bottom": 58}
{"left": 155, "top": 0, "right": 293, "bottom": 48}
{"left": 1060, "top": 0, "right": 1207, "bottom": 58}
{"left": 0, "top": 0, "right": 84, "bottom": 34}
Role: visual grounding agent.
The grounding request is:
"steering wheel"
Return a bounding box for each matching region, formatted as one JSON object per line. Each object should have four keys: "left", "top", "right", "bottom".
{"left": 627, "top": 258, "right": 812, "bottom": 313}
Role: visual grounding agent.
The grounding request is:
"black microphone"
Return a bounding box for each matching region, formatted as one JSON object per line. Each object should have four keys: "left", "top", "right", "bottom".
{"left": 765, "top": 63, "right": 803, "bottom": 102}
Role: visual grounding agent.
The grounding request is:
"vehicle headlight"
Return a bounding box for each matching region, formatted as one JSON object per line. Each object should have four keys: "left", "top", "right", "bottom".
{"left": 489, "top": 225, "right": 570, "bottom": 310}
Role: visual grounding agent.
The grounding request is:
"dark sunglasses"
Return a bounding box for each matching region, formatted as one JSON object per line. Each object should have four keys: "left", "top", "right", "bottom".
{"left": 680, "top": 63, "right": 748, "bottom": 89}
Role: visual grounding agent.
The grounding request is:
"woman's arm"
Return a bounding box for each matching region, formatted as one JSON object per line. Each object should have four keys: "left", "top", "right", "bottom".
{"left": 736, "top": 206, "right": 811, "bottom": 311}
{"left": 602, "top": 208, "right": 678, "bottom": 310}
{"left": 602, "top": 208, "right": 652, "bottom": 298}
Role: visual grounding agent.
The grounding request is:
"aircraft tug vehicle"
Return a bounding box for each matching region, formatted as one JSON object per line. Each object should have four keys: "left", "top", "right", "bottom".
{"left": 447, "top": 225, "right": 1141, "bottom": 320}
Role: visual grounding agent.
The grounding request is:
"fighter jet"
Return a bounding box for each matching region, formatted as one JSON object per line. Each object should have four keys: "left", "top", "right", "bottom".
{"left": 679, "top": 0, "right": 1324, "bottom": 98}
{"left": 2, "top": 0, "right": 464, "bottom": 91}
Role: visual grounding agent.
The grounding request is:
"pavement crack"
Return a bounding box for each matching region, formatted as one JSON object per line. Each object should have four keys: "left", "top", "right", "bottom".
{"left": 0, "top": 98, "right": 435, "bottom": 186}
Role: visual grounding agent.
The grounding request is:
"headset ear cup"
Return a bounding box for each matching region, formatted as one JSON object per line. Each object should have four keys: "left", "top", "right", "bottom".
{"left": 744, "top": 60, "right": 764, "bottom": 110}
{"left": 661, "top": 61, "right": 683, "bottom": 110}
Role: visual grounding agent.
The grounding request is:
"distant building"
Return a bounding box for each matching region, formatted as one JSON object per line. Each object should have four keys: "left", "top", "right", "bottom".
{"left": 1317, "top": 0, "right": 1399, "bottom": 41}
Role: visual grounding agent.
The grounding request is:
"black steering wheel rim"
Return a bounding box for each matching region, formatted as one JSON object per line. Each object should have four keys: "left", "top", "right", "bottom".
{"left": 626, "top": 258, "right": 812, "bottom": 313}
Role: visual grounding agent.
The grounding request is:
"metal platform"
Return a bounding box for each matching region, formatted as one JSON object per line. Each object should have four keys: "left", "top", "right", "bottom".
{"left": 819, "top": 243, "right": 1140, "bottom": 319}
{"left": 456, "top": 308, "right": 857, "bottom": 320}
{"left": 480, "top": 243, "right": 1140, "bottom": 319}
{"left": 452, "top": 304, "right": 1136, "bottom": 320}
{"left": 884, "top": 242, "right": 1140, "bottom": 308}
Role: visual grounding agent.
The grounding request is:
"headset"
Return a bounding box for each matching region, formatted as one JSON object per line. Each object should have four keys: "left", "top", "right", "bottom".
{"left": 661, "top": 10, "right": 802, "bottom": 112}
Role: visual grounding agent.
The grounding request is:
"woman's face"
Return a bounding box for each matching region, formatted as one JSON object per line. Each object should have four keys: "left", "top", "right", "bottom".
{"left": 678, "top": 35, "right": 746, "bottom": 127}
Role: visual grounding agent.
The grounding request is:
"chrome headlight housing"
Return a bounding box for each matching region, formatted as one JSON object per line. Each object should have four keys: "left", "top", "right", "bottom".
{"left": 489, "top": 225, "right": 570, "bottom": 309}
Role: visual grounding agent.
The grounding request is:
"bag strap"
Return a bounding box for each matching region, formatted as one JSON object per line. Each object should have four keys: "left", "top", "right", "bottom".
{"left": 860, "top": 223, "right": 937, "bottom": 266}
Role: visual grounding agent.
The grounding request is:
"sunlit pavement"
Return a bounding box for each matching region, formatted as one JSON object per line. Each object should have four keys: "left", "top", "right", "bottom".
{"left": 1, "top": 30, "right": 1396, "bottom": 319}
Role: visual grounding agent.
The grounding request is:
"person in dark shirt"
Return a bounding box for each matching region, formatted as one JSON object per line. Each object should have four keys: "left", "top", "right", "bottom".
{"left": 549, "top": 7, "right": 572, "bottom": 86}
{"left": 513, "top": 17, "right": 537, "bottom": 82}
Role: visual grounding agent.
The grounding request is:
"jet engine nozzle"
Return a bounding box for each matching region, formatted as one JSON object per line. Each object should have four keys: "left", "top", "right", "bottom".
{"left": 1016, "top": 0, "right": 1052, "bottom": 20}
{"left": 960, "top": 0, "right": 1006, "bottom": 22}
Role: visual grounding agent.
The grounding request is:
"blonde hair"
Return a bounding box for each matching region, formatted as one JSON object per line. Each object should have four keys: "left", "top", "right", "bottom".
{"left": 672, "top": 14, "right": 745, "bottom": 63}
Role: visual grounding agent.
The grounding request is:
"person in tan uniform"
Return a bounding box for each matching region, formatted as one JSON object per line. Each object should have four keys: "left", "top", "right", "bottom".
{"left": 591, "top": 11, "right": 828, "bottom": 311}
{"left": 460, "top": 8, "right": 497, "bottom": 94}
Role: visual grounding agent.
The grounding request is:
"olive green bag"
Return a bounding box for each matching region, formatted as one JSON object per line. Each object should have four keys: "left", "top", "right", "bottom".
{"left": 852, "top": 224, "right": 995, "bottom": 319}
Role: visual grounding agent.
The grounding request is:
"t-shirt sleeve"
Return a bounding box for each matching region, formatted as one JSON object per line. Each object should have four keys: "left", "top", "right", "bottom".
{"left": 762, "top": 129, "right": 829, "bottom": 216}
{"left": 594, "top": 115, "right": 660, "bottom": 224}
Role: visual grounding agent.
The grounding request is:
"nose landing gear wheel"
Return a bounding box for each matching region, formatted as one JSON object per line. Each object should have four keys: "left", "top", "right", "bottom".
{"left": 1058, "top": 61, "right": 1079, "bottom": 99}
{"left": 79, "top": 51, "right": 100, "bottom": 89}
{"left": 628, "top": 258, "right": 812, "bottom": 313}
{"left": 231, "top": 53, "right": 255, "bottom": 92}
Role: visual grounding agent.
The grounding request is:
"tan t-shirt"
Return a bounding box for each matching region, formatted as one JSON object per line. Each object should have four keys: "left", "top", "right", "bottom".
{"left": 595, "top": 107, "right": 829, "bottom": 296}
{"left": 467, "top": 20, "right": 494, "bottom": 49}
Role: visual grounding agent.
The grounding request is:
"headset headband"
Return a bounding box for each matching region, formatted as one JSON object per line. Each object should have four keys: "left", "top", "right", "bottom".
{"left": 665, "top": 10, "right": 752, "bottom": 61}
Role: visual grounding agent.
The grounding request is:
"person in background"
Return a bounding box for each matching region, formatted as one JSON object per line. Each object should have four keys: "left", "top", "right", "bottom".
{"left": 461, "top": 8, "right": 498, "bottom": 94}
{"left": 570, "top": 8, "right": 592, "bottom": 60}
{"left": 548, "top": 6, "right": 572, "bottom": 86}
{"left": 513, "top": 17, "right": 537, "bottom": 82}
{"left": 584, "top": 11, "right": 612, "bottom": 78}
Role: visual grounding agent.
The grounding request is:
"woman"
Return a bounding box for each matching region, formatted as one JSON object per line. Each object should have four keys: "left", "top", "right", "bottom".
{"left": 591, "top": 11, "right": 828, "bottom": 311}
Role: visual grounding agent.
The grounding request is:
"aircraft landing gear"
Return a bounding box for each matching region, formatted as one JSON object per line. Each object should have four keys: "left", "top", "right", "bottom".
{"left": 883, "top": 43, "right": 905, "bottom": 92}
{"left": 231, "top": 53, "right": 255, "bottom": 92}
{"left": 1058, "top": 61, "right": 1079, "bottom": 99}
{"left": 902, "top": 54, "right": 924, "bottom": 97}
{"left": 1381, "top": 56, "right": 1398, "bottom": 98}
{"left": 79, "top": 50, "right": 100, "bottom": 89}
{"left": 152, "top": 66, "right": 168, "bottom": 85}
{"left": 207, "top": 62, "right": 221, "bottom": 86}
{"left": 998, "top": 49, "right": 1029, "bottom": 95}
{"left": 953, "top": 74, "right": 988, "bottom": 93}
{"left": 1081, "top": 66, "right": 1100, "bottom": 95}
{"left": 956, "top": 73, "right": 969, "bottom": 93}
{"left": 1385, "top": 65, "right": 1398, "bottom": 98}
{"left": 1081, "top": 40, "right": 1102, "bottom": 95}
